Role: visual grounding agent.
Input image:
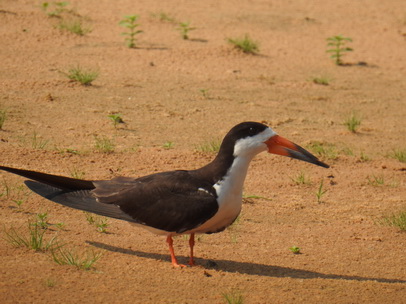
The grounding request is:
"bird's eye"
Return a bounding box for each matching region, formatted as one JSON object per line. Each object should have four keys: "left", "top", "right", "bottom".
{"left": 248, "top": 127, "right": 256, "bottom": 136}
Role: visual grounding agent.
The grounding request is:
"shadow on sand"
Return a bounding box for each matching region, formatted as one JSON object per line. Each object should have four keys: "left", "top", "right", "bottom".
{"left": 87, "top": 241, "right": 405, "bottom": 284}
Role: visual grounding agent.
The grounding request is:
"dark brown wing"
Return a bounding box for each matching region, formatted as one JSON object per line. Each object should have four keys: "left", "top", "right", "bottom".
{"left": 1, "top": 165, "right": 219, "bottom": 234}
{"left": 92, "top": 171, "right": 219, "bottom": 233}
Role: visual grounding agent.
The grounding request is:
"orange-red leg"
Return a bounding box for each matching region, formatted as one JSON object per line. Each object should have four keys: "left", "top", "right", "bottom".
{"left": 188, "top": 233, "right": 195, "bottom": 266}
{"left": 166, "top": 234, "right": 197, "bottom": 267}
{"left": 166, "top": 235, "right": 185, "bottom": 267}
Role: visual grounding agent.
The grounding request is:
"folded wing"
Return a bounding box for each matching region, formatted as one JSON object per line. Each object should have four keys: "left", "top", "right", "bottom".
{"left": 21, "top": 168, "right": 219, "bottom": 234}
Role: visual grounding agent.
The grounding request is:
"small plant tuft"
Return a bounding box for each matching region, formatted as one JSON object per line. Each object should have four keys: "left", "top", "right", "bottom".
{"left": 35, "top": 212, "right": 50, "bottom": 229}
{"left": 326, "top": 35, "right": 353, "bottom": 65}
{"left": 163, "top": 141, "right": 174, "bottom": 149}
{"left": 199, "top": 88, "right": 210, "bottom": 98}
{"left": 94, "top": 136, "right": 115, "bottom": 153}
{"left": 222, "top": 289, "right": 244, "bottom": 304}
{"left": 64, "top": 65, "right": 98, "bottom": 85}
{"left": 227, "top": 34, "right": 259, "bottom": 54}
{"left": 343, "top": 112, "right": 361, "bottom": 133}
{"left": 13, "top": 199, "right": 25, "bottom": 209}
{"left": 316, "top": 180, "right": 327, "bottom": 203}
{"left": 380, "top": 211, "right": 406, "bottom": 231}
{"left": 4, "top": 223, "right": 61, "bottom": 251}
{"left": 177, "top": 22, "right": 196, "bottom": 40}
{"left": 58, "top": 19, "right": 92, "bottom": 36}
{"left": 1, "top": 180, "right": 10, "bottom": 199}
{"left": 289, "top": 246, "right": 301, "bottom": 254}
{"left": 242, "top": 194, "right": 272, "bottom": 201}
{"left": 70, "top": 167, "right": 85, "bottom": 179}
{"left": 119, "top": 15, "right": 143, "bottom": 48}
{"left": 0, "top": 109, "right": 7, "bottom": 129}
{"left": 51, "top": 247, "right": 102, "bottom": 270}
{"left": 312, "top": 77, "right": 330, "bottom": 86}
{"left": 367, "top": 175, "right": 385, "bottom": 186}
{"left": 108, "top": 113, "right": 125, "bottom": 128}
{"left": 31, "top": 131, "right": 49, "bottom": 149}
{"left": 290, "top": 171, "right": 311, "bottom": 185}
{"left": 306, "top": 141, "right": 338, "bottom": 160}
{"left": 84, "top": 212, "right": 109, "bottom": 233}
{"left": 44, "top": 278, "right": 56, "bottom": 287}
{"left": 196, "top": 138, "right": 222, "bottom": 153}
{"left": 359, "top": 151, "right": 370, "bottom": 162}
{"left": 389, "top": 149, "right": 406, "bottom": 163}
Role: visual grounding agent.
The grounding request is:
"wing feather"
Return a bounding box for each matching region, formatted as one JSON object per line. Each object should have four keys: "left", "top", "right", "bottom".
{"left": 24, "top": 180, "right": 136, "bottom": 222}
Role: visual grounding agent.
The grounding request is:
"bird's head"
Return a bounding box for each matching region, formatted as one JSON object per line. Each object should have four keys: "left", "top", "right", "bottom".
{"left": 225, "top": 122, "right": 329, "bottom": 168}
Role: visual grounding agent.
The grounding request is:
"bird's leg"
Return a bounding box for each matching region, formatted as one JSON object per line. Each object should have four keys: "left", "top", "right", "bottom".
{"left": 188, "top": 233, "right": 196, "bottom": 266}
{"left": 166, "top": 235, "right": 185, "bottom": 268}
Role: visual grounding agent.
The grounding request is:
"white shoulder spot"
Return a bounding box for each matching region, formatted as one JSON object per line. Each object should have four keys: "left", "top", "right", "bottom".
{"left": 198, "top": 187, "right": 212, "bottom": 195}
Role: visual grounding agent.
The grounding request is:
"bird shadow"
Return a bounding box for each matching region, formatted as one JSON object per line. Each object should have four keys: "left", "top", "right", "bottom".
{"left": 87, "top": 241, "right": 405, "bottom": 284}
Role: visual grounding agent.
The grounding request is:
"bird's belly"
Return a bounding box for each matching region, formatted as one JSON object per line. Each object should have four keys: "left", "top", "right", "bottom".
{"left": 186, "top": 196, "right": 242, "bottom": 234}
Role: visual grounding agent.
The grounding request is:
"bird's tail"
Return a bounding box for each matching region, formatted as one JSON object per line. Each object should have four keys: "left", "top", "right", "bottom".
{"left": 0, "top": 165, "right": 135, "bottom": 223}
{"left": 0, "top": 165, "right": 94, "bottom": 191}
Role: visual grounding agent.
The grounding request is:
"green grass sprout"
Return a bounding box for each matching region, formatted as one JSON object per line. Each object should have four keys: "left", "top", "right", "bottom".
{"left": 0, "top": 109, "right": 7, "bottom": 129}
{"left": 227, "top": 34, "right": 259, "bottom": 54}
{"left": 312, "top": 77, "right": 330, "bottom": 86}
{"left": 58, "top": 19, "right": 92, "bottom": 36}
{"left": 199, "top": 88, "right": 210, "bottom": 98}
{"left": 31, "top": 131, "right": 49, "bottom": 149}
{"left": 108, "top": 113, "right": 124, "bottom": 128}
{"left": 119, "top": 15, "right": 142, "bottom": 48}
{"left": 70, "top": 167, "right": 85, "bottom": 179}
{"left": 316, "top": 180, "right": 327, "bottom": 203}
{"left": 177, "top": 22, "right": 196, "bottom": 40}
{"left": 289, "top": 246, "right": 301, "bottom": 254}
{"left": 64, "top": 65, "right": 99, "bottom": 85}
{"left": 367, "top": 175, "right": 385, "bottom": 186}
{"left": 380, "top": 211, "right": 406, "bottom": 231}
{"left": 306, "top": 141, "right": 338, "bottom": 160}
{"left": 196, "top": 138, "right": 222, "bottom": 153}
{"left": 326, "top": 35, "right": 353, "bottom": 65}
{"left": 51, "top": 247, "right": 102, "bottom": 270}
{"left": 94, "top": 136, "right": 115, "bottom": 153}
{"left": 163, "top": 141, "right": 174, "bottom": 149}
{"left": 222, "top": 289, "right": 244, "bottom": 304}
{"left": 84, "top": 212, "right": 109, "bottom": 233}
{"left": 35, "top": 212, "right": 50, "bottom": 229}
{"left": 344, "top": 112, "right": 361, "bottom": 133}
{"left": 389, "top": 149, "right": 406, "bottom": 163}
{"left": 290, "top": 171, "right": 311, "bottom": 185}
{"left": 4, "top": 222, "right": 61, "bottom": 251}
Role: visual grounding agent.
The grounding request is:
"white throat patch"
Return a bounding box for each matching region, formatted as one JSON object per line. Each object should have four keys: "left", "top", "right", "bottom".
{"left": 233, "top": 127, "right": 276, "bottom": 158}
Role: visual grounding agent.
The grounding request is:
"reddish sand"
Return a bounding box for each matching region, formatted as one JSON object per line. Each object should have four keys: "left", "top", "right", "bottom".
{"left": 1, "top": 0, "right": 405, "bottom": 303}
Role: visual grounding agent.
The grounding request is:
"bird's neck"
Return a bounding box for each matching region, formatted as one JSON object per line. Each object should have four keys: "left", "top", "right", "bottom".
{"left": 197, "top": 149, "right": 255, "bottom": 190}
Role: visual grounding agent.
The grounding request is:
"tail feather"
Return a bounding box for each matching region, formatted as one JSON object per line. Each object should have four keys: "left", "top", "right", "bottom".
{"left": 0, "top": 166, "right": 94, "bottom": 191}
{"left": 24, "top": 180, "right": 136, "bottom": 223}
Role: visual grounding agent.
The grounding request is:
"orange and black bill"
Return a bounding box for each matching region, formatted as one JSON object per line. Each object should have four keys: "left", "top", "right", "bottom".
{"left": 265, "top": 135, "right": 329, "bottom": 168}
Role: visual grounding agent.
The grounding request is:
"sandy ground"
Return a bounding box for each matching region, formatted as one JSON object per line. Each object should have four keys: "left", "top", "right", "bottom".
{"left": 1, "top": 0, "right": 406, "bottom": 303}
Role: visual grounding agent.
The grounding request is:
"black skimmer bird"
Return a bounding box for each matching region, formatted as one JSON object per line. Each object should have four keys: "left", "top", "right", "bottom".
{"left": 0, "top": 122, "right": 328, "bottom": 267}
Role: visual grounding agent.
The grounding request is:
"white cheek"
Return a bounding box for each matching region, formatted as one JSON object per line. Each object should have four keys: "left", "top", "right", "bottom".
{"left": 233, "top": 128, "right": 276, "bottom": 158}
